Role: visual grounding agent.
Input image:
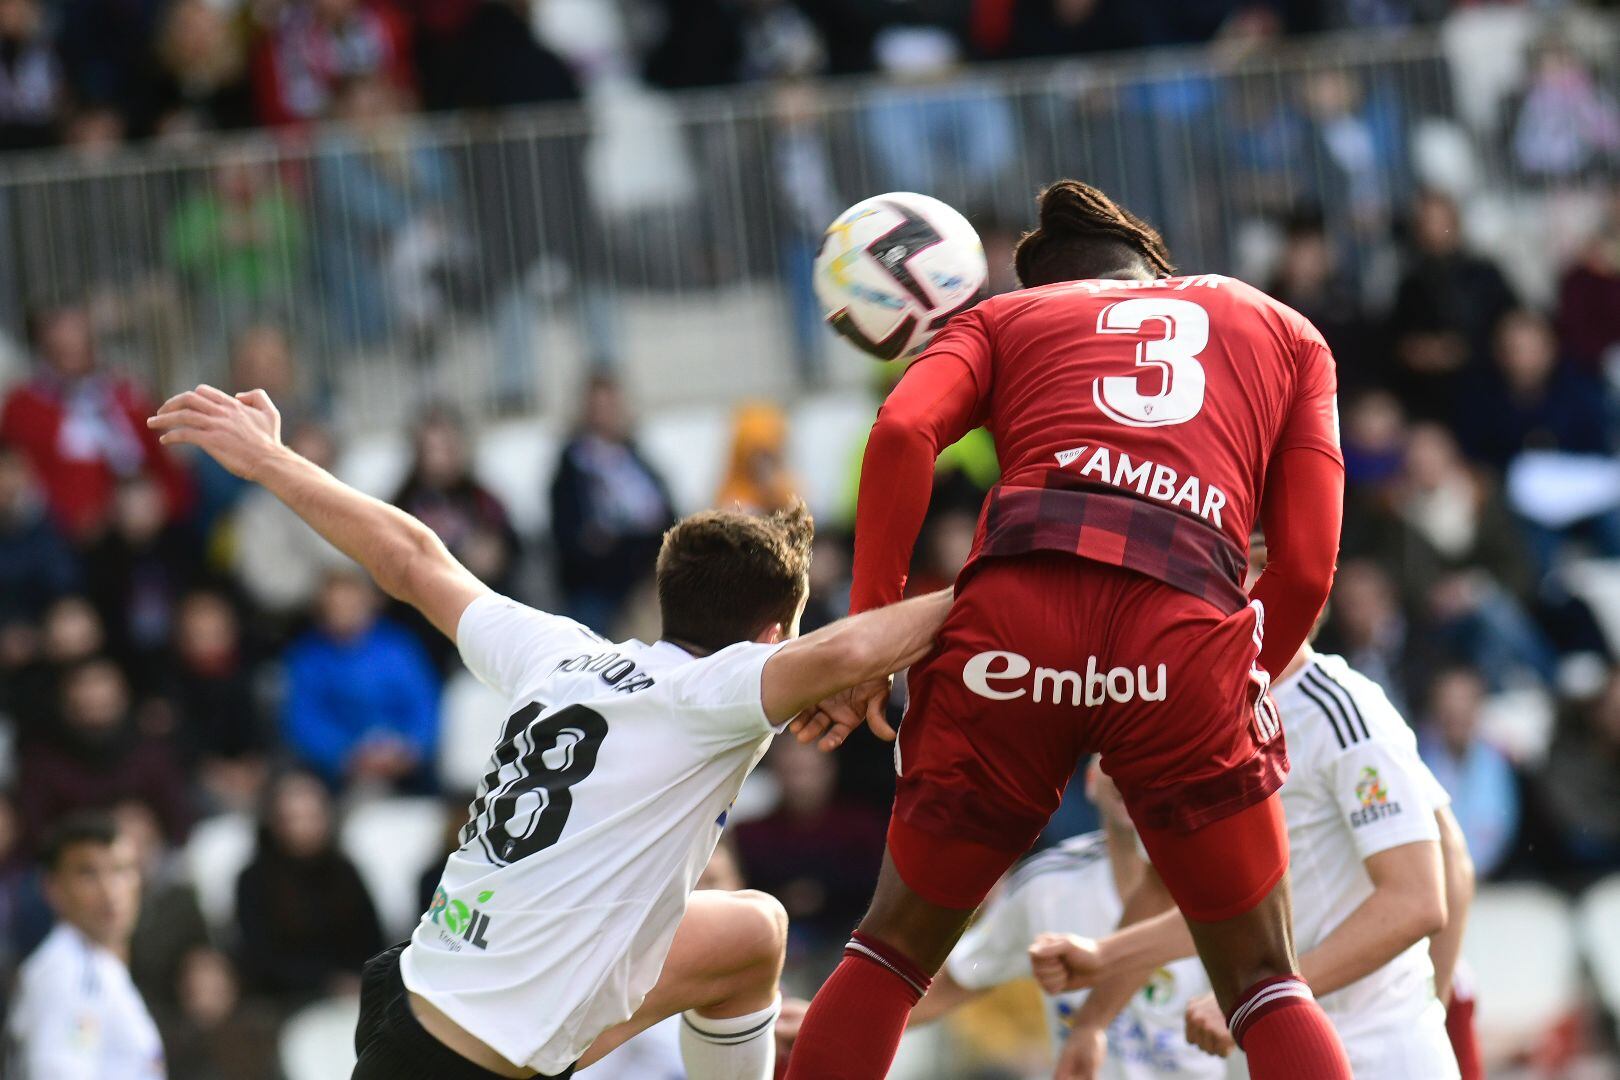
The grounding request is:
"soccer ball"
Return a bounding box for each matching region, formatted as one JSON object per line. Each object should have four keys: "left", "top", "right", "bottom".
{"left": 813, "top": 192, "right": 988, "bottom": 362}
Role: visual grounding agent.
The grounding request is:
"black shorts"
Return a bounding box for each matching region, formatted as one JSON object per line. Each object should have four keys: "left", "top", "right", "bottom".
{"left": 352, "top": 944, "right": 576, "bottom": 1080}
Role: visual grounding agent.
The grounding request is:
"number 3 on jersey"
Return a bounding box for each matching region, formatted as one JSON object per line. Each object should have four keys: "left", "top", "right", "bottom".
{"left": 1093, "top": 297, "right": 1209, "bottom": 428}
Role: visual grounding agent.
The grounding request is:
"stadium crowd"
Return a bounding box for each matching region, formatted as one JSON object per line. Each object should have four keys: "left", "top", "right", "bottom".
{"left": 1, "top": 0, "right": 1619, "bottom": 1076}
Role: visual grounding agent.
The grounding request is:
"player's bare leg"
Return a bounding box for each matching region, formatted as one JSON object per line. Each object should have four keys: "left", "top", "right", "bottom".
{"left": 577, "top": 889, "right": 787, "bottom": 1078}
{"left": 783, "top": 848, "right": 996, "bottom": 1080}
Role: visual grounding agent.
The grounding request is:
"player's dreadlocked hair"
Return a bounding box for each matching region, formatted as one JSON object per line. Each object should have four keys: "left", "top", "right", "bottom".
{"left": 1013, "top": 180, "right": 1176, "bottom": 287}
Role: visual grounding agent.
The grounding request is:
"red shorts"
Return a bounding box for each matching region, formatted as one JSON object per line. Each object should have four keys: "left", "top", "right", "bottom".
{"left": 889, "top": 553, "right": 1289, "bottom": 915}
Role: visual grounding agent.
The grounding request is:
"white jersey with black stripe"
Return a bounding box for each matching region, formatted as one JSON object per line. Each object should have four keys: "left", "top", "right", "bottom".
{"left": 945, "top": 834, "right": 1222, "bottom": 1079}
{"left": 1271, "top": 651, "right": 1457, "bottom": 1077}
{"left": 401, "top": 594, "right": 783, "bottom": 1076}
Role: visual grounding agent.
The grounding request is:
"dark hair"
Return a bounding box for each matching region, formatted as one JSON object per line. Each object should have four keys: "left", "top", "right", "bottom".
{"left": 1013, "top": 180, "right": 1175, "bottom": 287}
{"left": 40, "top": 811, "right": 119, "bottom": 872}
{"left": 657, "top": 502, "right": 814, "bottom": 653}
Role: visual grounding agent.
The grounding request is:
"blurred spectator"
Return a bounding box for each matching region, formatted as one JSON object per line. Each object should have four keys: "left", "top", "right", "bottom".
{"left": 251, "top": 0, "right": 412, "bottom": 127}
{"left": 166, "top": 154, "right": 308, "bottom": 325}
{"left": 6, "top": 813, "right": 163, "bottom": 1079}
{"left": 1556, "top": 188, "right": 1620, "bottom": 374}
{"left": 1315, "top": 559, "right": 1419, "bottom": 714}
{"left": 0, "top": 302, "right": 192, "bottom": 541}
{"left": 1386, "top": 191, "right": 1518, "bottom": 421}
{"left": 860, "top": 28, "right": 1016, "bottom": 206}
{"left": 1345, "top": 423, "right": 1553, "bottom": 687}
{"left": 409, "top": 0, "right": 581, "bottom": 112}
{"left": 1419, "top": 667, "right": 1521, "bottom": 879}
{"left": 0, "top": 444, "right": 78, "bottom": 623}
{"left": 391, "top": 404, "right": 519, "bottom": 593}
{"left": 1338, "top": 389, "right": 1407, "bottom": 492}
{"left": 734, "top": 738, "right": 885, "bottom": 955}
{"left": 2, "top": 593, "right": 106, "bottom": 733}
{"left": 57, "top": 0, "right": 165, "bottom": 122}
{"left": 234, "top": 768, "right": 383, "bottom": 1002}
{"left": 800, "top": 530, "right": 851, "bottom": 634}
{"left": 643, "top": 0, "right": 823, "bottom": 88}
{"left": 771, "top": 81, "right": 841, "bottom": 386}
{"left": 139, "top": 0, "right": 255, "bottom": 138}
{"left": 1506, "top": 34, "right": 1620, "bottom": 184}
{"left": 229, "top": 420, "right": 351, "bottom": 619}
{"left": 1457, "top": 308, "right": 1613, "bottom": 474}
{"left": 1537, "top": 671, "right": 1620, "bottom": 877}
{"left": 157, "top": 946, "right": 280, "bottom": 1079}
{"left": 1295, "top": 69, "right": 1405, "bottom": 238}
{"left": 0, "top": 0, "right": 62, "bottom": 151}
{"left": 281, "top": 570, "right": 439, "bottom": 791}
{"left": 83, "top": 475, "right": 200, "bottom": 683}
{"left": 997, "top": 0, "right": 1136, "bottom": 59}
{"left": 18, "top": 658, "right": 190, "bottom": 844}
{"left": 1267, "top": 208, "right": 1375, "bottom": 387}
{"left": 313, "top": 75, "right": 467, "bottom": 349}
{"left": 159, "top": 589, "right": 268, "bottom": 809}
{"left": 549, "top": 375, "right": 675, "bottom": 633}
{"left": 118, "top": 799, "right": 208, "bottom": 1012}
{"left": 715, "top": 402, "right": 800, "bottom": 515}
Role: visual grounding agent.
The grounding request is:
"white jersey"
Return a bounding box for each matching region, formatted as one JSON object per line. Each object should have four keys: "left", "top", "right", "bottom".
{"left": 1270, "top": 651, "right": 1458, "bottom": 1079}
{"left": 945, "top": 834, "right": 1223, "bottom": 1080}
{"left": 402, "top": 594, "right": 783, "bottom": 1075}
{"left": 5, "top": 923, "right": 166, "bottom": 1080}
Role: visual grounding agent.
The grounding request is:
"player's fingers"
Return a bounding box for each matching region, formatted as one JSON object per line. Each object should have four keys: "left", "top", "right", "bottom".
{"left": 195, "top": 384, "right": 236, "bottom": 408}
{"left": 793, "top": 708, "right": 832, "bottom": 744}
{"left": 157, "top": 429, "right": 199, "bottom": 447}
{"left": 147, "top": 409, "right": 212, "bottom": 431}
{"left": 237, "top": 388, "right": 278, "bottom": 416}
{"left": 155, "top": 390, "right": 217, "bottom": 416}
{"left": 865, "top": 693, "right": 896, "bottom": 741}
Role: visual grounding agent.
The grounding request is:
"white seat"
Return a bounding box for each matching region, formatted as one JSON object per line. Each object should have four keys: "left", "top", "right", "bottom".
{"left": 335, "top": 432, "right": 412, "bottom": 500}
{"left": 639, "top": 406, "right": 732, "bottom": 514}
{"left": 438, "top": 671, "right": 508, "bottom": 794}
{"left": 183, "top": 811, "right": 256, "bottom": 937}
{"left": 1577, "top": 875, "right": 1620, "bottom": 1017}
{"left": 340, "top": 796, "right": 450, "bottom": 939}
{"left": 475, "top": 418, "right": 561, "bottom": 536}
{"left": 1462, "top": 883, "right": 1580, "bottom": 1063}
{"left": 279, "top": 994, "right": 361, "bottom": 1080}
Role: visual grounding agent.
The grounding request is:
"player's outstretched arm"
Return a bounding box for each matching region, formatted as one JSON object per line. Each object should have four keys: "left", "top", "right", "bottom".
{"left": 760, "top": 589, "right": 952, "bottom": 745}
{"left": 149, "top": 386, "right": 487, "bottom": 639}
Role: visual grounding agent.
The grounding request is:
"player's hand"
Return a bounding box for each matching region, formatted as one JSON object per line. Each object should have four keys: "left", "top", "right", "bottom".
{"left": 1184, "top": 992, "right": 1236, "bottom": 1057}
{"left": 1053, "top": 1022, "right": 1106, "bottom": 1080}
{"left": 773, "top": 996, "right": 809, "bottom": 1063}
{"left": 147, "top": 385, "right": 283, "bottom": 480}
{"left": 788, "top": 676, "right": 892, "bottom": 751}
{"left": 1029, "top": 932, "right": 1105, "bottom": 993}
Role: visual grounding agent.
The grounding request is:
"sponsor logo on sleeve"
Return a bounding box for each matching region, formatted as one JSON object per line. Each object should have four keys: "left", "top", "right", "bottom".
{"left": 1349, "top": 766, "right": 1402, "bottom": 827}
{"left": 428, "top": 885, "right": 496, "bottom": 950}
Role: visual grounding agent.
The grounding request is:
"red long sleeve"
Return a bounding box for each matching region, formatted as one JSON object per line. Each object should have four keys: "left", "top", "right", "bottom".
{"left": 849, "top": 355, "right": 983, "bottom": 613}
{"left": 1248, "top": 446, "right": 1344, "bottom": 677}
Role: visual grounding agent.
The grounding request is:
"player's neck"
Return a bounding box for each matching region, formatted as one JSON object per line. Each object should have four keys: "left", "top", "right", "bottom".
{"left": 660, "top": 636, "right": 713, "bottom": 658}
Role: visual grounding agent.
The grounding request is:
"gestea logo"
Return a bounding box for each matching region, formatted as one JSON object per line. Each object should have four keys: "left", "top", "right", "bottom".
{"left": 428, "top": 885, "right": 497, "bottom": 950}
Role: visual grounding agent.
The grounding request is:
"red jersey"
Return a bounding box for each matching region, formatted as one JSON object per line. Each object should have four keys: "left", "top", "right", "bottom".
{"left": 852, "top": 273, "right": 1344, "bottom": 676}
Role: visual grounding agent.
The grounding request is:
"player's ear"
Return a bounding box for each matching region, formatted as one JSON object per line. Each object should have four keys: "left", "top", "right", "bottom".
{"left": 756, "top": 622, "right": 786, "bottom": 646}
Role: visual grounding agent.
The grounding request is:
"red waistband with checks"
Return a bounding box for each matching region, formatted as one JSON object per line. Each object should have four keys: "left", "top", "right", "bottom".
{"left": 972, "top": 479, "right": 1249, "bottom": 616}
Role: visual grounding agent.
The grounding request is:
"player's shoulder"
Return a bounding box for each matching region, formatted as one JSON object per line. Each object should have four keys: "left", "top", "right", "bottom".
{"left": 17, "top": 925, "right": 97, "bottom": 998}
{"left": 1282, "top": 652, "right": 1415, "bottom": 756}
{"left": 1003, "top": 831, "right": 1111, "bottom": 896}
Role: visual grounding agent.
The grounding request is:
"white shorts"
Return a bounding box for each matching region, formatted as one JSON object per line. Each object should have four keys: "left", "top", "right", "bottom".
{"left": 1337, "top": 998, "right": 1459, "bottom": 1080}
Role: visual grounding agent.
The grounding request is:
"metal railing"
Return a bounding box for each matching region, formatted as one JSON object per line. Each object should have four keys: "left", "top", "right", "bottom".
{"left": 0, "top": 11, "right": 1614, "bottom": 428}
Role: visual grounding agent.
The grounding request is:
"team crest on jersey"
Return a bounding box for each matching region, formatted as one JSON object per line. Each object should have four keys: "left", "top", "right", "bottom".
{"left": 1350, "top": 766, "right": 1402, "bottom": 827}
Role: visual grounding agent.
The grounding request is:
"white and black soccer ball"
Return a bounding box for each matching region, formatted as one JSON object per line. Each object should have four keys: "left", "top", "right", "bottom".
{"left": 813, "top": 192, "right": 988, "bottom": 362}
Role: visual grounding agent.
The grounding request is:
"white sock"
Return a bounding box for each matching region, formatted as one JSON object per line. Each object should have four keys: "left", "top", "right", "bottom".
{"left": 679, "top": 995, "right": 780, "bottom": 1080}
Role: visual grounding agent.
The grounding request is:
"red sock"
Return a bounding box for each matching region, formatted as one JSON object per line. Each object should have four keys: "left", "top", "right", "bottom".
{"left": 1446, "top": 988, "right": 1483, "bottom": 1080}
{"left": 782, "top": 931, "right": 932, "bottom": 1080}
{"left": 1229, "top": 975, "right": 1353, "bottom": 1079}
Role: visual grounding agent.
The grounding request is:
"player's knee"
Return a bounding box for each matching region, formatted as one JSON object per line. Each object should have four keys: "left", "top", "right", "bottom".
{"left": 730, "top": 889, "right": 788, "bottom": 973}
